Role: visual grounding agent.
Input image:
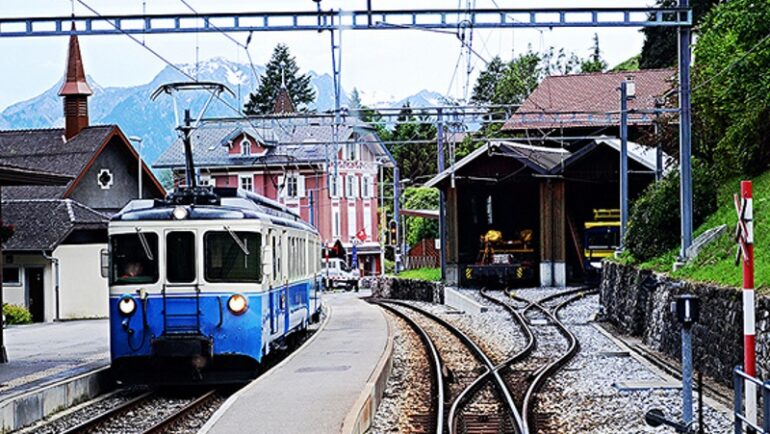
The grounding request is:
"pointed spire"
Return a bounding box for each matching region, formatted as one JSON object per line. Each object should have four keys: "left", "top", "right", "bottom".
{"left": 273, "top": 68, "right": 295, "bottom": 114}
{"left": 58, "top": 23, "right": 93, "bottom": 96}
{"left": 59, "top": 23, "right": 92, "bottom": 139}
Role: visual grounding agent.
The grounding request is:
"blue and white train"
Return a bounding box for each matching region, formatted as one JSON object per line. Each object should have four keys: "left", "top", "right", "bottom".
{"left": 106, "top": 187, "right": 323, "bottom": 384}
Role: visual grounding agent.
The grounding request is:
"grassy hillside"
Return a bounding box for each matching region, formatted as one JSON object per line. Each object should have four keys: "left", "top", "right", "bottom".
{"left": 639, "top": 171, "right": 770, "bottom": 291}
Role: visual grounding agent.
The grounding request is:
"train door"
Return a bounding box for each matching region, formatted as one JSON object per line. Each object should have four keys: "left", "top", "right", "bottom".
{"left": 268, "top": 230, "right": 286, "bottom": 336}
{"left": 163, "top": 230, "right": 199, "bottom": 334}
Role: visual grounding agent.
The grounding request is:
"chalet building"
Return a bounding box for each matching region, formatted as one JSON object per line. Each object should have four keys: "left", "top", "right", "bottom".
{"left": 154, "top": 87, "right": 392, "bottom": 275}
{"left": 428, "top": 69, "right": 676, "bottom": 288}
{"left": 0, "top": 31, "right": 165, "bottom": 322}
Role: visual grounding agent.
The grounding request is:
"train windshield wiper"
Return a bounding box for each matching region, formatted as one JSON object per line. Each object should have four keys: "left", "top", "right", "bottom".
{"left": 224, "top": 226, "right": 250, "bottom": 256}
{"left": 135, "top": 228, "right": 154, "bottom": 261}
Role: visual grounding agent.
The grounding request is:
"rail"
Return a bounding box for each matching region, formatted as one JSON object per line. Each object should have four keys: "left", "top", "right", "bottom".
{"left": 374, "top": 301, "right": 445, "bottom": 434}
{"left": 380, "top": 299, "right": 525, "bottom": 434}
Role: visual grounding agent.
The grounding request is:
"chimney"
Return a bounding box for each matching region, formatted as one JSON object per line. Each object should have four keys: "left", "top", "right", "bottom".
{"left": 58, "top": 25, "right": 93, "bottom": 140}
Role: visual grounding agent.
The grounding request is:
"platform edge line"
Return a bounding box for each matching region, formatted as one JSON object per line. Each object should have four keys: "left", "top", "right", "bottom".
{"left": 340, "top": 304, "right": 395, "bottom": 434}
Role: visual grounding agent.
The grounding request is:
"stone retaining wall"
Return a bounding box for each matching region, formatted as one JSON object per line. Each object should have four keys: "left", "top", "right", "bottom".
{"left": 600, "top": 261, "right": 770, "bottom": 386}
{"left": 368, "top": 277, "right": 444, "bottom": 304}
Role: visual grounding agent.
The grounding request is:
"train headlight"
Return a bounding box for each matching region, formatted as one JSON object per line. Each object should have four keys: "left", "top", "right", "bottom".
{"left": 118, "top": 295, "right": 137, "bottom": 316}
{"left": 227, "top": 294, "right": 248, "bottom": 315}
{"left": 172, "top": 206, "right": 188, "bottom": 220}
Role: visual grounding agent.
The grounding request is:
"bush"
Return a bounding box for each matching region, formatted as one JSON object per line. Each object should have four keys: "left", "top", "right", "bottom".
{"left": 3, "top": 303, "right": 32, "bottom": 325}
{"left": 626, "top": 160, "right": 717, "bottom": 262}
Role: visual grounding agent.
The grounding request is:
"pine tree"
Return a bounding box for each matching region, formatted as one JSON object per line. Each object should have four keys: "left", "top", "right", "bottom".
{"left": 470, "top": 56, "right": 506, "bottom": 105}
{"left": 580, "top": 33, "right": 607, "bottom": 73}
{"left": 243, "top": 44, "right": 315, "bottom": 115}
{"left": 349, "top": 88, "right": 362, "bottom": 110}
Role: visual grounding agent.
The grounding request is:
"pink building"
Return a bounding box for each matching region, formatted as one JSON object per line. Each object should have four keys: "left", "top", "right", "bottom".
{"left": 155, "top": 116, "right": 392, "bottom": 275}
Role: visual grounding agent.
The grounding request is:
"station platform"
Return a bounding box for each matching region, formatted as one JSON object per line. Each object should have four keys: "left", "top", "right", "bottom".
{"left": 201, "top": 291, "right": 391, "bottom": 434}
{"left": 0, "top": 319, "right": 109, "bottom": 400}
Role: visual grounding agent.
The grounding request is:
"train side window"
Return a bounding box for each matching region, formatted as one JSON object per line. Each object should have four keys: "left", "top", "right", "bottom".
{"left": 204, "top": 231, "right": 261, "bottom": 283}
{"left": 166, "top": 232, "right": 196, "bottom": 283}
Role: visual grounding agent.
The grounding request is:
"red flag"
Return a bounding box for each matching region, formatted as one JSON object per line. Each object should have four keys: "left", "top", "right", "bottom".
{"left": 356, "top": 228, "right": 367, "bottom": 242}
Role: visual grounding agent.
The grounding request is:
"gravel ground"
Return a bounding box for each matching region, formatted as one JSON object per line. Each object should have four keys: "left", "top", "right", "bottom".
{"left": 533, "top": 291, "right": 733, "bottom": 434}
{"left": 164, "top": 394, "right": 227, "bottom": 434}
{"left": 411, "top": 295, "right": 525, "bottom": 366}
{"left": 21, "top": 388, "right": 150, "bottom": 434}
{"left": 370, "top": 312, "right": 433, "bottom": 434}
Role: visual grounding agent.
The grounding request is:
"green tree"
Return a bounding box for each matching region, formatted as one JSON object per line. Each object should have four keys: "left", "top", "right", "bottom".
{"left": 626, "top": 159, "right": 716, "bottom": 261}
{"left": 349, "top": 88, "right": 362, "bottom": 110}
{"left": 692, "top": 0, "right": 770, "bottom": 176}
{"left": 471, "top": 56, "right": 506, "bottom": 105}
{"left": 402, "top": 186, "right": 440, "bottom": 246}
{"left": 244, "top": 44, "right": 315, "bottom": 115}
{"left": 580, "top": 33, "right": 607, "bottom": 73}
{"left": 639, "top": 0, "right": 721, "bottom": 69}
{"left": 387, "top": 103, "right": 438, "bottom": 183}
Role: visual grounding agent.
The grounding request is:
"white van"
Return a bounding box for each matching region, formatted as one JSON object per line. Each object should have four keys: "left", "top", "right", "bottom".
{"left": 322, "top": 258, "right": 360, "bottom": 291}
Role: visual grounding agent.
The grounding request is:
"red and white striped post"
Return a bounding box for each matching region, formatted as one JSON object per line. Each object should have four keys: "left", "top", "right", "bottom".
{"left": 736, "top": 180, "right": 757, "bottom": 425}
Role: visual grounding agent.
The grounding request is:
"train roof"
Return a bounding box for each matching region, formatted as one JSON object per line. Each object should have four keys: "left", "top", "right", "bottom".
{"left": 111, "top": 187, "right": 318, "bottom": 233}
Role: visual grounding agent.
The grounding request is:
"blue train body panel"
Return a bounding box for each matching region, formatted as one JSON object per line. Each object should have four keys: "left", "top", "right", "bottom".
{"left": 110, "top": 279, "right": 319, "bottom": 370}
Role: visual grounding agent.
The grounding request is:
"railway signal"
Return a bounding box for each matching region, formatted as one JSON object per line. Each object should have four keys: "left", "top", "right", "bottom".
{"left": 734, "top": 180, "right": 757, "bottom": 427}
{"left": 388, "top": 219, "right": 398, "bottom": 246}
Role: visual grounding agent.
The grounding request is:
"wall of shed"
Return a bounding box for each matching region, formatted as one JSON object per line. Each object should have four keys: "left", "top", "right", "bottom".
{"left": 53, "top": 243, "right": 108, "bottom": 320}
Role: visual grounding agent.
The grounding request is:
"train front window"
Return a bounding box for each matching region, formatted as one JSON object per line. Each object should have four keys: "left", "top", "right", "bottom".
{"left": 110, "top": 232, "right": 159, "bottom": 285}
{"left": 166, "top": 232, "right": 196, "bottom": 283}
{"left": 205, "top": 231, "right": 261, "bottom": 283}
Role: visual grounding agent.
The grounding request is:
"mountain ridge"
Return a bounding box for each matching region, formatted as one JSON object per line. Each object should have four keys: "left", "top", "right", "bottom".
{"left": 0, "top": 57, "right": 445, "bottom": 164}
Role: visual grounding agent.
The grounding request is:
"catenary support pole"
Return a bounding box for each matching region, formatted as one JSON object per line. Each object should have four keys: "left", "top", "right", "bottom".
{"left": 0, "top": 190, "right": 7, "bottom": 363}
{"left": 437, "top": 108, "right": 447, "bottom": 280}
{"left": 619, "top": 80, "right": 629, "bottom": 247}
{"left": 740, "top": 180, "right": 757, "bottom": 427}
{"left": 679, "top": 0, "right": 693, "bottom": 258}
{"left": 379, "top": 163, "right": 385, "bottom": 276}
{"left": 394, "top": 166, "right": 401, "bottom": 273}
{"left": 682, "top": 323, "right": 694, "bottom": 425}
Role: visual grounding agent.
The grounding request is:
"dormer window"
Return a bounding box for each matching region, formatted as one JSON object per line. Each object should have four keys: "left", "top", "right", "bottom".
{"left": 241, "top": 138, "right": 252, "bottom": 156}
{"left": 345, "top": 143, "right": 358, "bottom": 161}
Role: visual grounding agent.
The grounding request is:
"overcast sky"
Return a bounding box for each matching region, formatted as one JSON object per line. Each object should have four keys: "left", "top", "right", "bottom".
{"left": 0, "top": 0, "right": 654, "bottom": 110}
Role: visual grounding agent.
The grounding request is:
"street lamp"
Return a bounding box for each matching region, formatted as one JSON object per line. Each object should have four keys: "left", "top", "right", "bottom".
{"left": 128, "top": 136, "right": 143, "bottom": 198}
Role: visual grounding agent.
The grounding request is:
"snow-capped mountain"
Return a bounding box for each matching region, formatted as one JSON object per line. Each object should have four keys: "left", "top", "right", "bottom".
{"left": 0, "top": 57, "right": 444, "bottom": 164}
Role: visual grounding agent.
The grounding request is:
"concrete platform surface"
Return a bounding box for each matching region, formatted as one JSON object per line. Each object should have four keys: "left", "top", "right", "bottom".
{"left": 0, "top": 319, "right": 109, "bottom": 400}
{"left": 203, "top": 291, "right": 389, "bottom": 434}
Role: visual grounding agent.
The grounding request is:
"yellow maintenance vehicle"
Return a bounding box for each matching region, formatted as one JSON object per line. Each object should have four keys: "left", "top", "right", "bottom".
{"left": 468, "top": 229, "right": 536, "bottom": 287}
{"left": 583, "top": 209, "right": 620, "bottom": 270}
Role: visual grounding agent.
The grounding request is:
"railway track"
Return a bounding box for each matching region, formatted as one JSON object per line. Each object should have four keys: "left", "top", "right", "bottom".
{"left": 480, "top": 287, "right": 597, "bottom": 434}
{"left": 376, "top": 302, "right": 445, "bottom": 434}
{"left": 377, "top": 300, "right": 523, "bottom": 434}
{"left": 59, "top": 388, "right": 222, "bottom": 434}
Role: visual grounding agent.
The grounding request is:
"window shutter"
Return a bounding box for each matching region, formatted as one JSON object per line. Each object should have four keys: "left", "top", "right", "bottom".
{"left": 298, "top": 175, "right": 306, "bottom": 197}
{"left": 353, "top": 175, "right": 359, "bottom": 198}
{"left": 278, "top": 175, "right": 285, "bottom": 198}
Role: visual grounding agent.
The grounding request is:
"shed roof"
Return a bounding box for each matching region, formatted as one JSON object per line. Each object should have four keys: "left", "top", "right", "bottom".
{"left": 2, "top": 199, "right": 108, "bottom": 251}
{"left": 425, "top": 137, "right": 672, "bottom": 188}
{"left": 502, "top": 69, "right": 676, "bottom": 131}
